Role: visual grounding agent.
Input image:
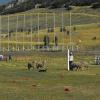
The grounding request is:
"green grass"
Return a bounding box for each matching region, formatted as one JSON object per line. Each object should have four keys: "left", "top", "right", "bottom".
{"left": 0, "top": 52, "right": 100, "bottom": 100}
{"left": 0, "top": 7, "right": 100, "bottom": 100}
{"left": 1, "top": 23, "right": 100, "bottom": 50}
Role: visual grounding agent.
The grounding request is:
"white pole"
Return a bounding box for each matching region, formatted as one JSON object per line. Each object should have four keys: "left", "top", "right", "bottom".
{"left": 62, "top": 12, "right": 64, "bottom": 51}
{"left": 46, "top": 13, "right": 48, "bottom": 33}
{"left": 16, "top": 15, "right": 18, "bottom": 51}
{"left": 53, "top": 13, "right": 56, "bottom": 50}
{"left": 30, "top": 14, "right": 33, "bottom": 50}
{"left": 0, "top": 16, "right": 1, "bottom": 51}
{"left": 45, "top": 13, "right": 48, "bottom": 50}
{"left": 23, "top": 14, "right": 25, "bottom": 51}
{"left": 8, "top": 15, "right": 10, "bottom": 51}
{"left": 38, "top": 13, "right": 40, "bottom": 50}
{"left": 67, "top": 49, "right": 70, "bottom": 71}
{"left": 69, "top": 12, "right": 72, "bottom": 50}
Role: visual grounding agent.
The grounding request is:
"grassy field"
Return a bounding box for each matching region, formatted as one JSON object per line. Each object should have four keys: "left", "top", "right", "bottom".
{"left": 1, "top": 23, "right": 100, "bottom": 50}
{"left": 0, "top": 7, "right": 100, "bottom": 100}
{"left": 0, "top": 52, "right": 100, "bottom": 100}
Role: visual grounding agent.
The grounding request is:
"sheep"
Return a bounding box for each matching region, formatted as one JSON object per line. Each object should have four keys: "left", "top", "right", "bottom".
{"left": 71, "top": 61, "right": 88, "bottom": 71}
{"left": 27, "top": 62, "right": 34, "bottom": 70}
{"left": 35, "top": 60, "right": 47, "bottom": 72}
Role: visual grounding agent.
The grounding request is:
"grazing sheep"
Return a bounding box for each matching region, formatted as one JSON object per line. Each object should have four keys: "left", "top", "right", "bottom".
{"left": 27, "top": 62, "right": 34, "bottom": 70}
{"left": 35, "top": 60, "right": 47, "bottom": 72}
{"left": 71, "top": 61, "right": 88, "bottom": 71}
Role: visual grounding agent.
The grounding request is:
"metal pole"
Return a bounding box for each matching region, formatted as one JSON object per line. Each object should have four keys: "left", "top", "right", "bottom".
{"left": 67, "top": 49, "right": 70, "bottom": 71}
{"left": 69, "top": 12, "right": 72, "bottom": 50}
{"left": 8, "top": 15, "right": 10, "bottom": 51}
{"left": 62, "top": 12, "right": 64, "bottom": 51}
{"left": 0, "top": 16, "right": 1, "bottom": 51}
{"left": 53, "top": 13, "right": 56, "bottom": 50}
{"left": 38, "top": 13, "right": 40, "bottom": 50}
{"left": 23, "top": 14, "right": 25, "bottom": 51}
{"left": 46, "top": 13, "right": 48, "bottom": 33}
{"left": 16, "top": 15, "right": 18, "bottom": 51}
{"left": 30, "top": 14, "right": 33, "bottom": 50}
{"left": 45, "top": 13, "right": 48, "bottom": 50}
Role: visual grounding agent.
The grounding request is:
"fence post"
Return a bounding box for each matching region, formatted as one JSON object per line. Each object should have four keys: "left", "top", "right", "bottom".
{"left": 67, "top": 49, "right": 70, "bottom": 71}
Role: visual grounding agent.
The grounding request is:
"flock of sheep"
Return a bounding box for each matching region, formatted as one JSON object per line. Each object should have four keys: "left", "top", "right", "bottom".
{"left": 26, "top": 60, "right": 47, "bottom": 72}
{"left": 26, "top": 60, "right": 88, "bottom": 72}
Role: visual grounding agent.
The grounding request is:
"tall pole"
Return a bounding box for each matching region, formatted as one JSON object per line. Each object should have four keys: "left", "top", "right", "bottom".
{"left": 23, "top": 14, "right": 25, "bottom": 51}
{"left": 38, "top": 13, "right": 40, "bottom": 50}
{"left": 16, "top": 15, "right": 18, "bottom": 51}
{"left": 69, "top": 12, "right": 72, "bottom": 50}
{"left": 67, "top": 49, "right": 70, "bottom": 71}
{"left": 67, "top": 12, "right": 72, "bottom": 71}
{"left": 62, "top": 12, "right": 64, "bottom": 51}
{"left": 45, "top": 13, "right": 48, "bottom": 50}
{"left": 8, "top": 15, "right": 10, "bottom": 51}
{"left": 0, "top": 16, "right": 1, "bottom": 51}
{"left": 53, "top": 13, "right": 56, "bottom": 50}
{"left": 30, "top": 14, "right": 33, "bottom": 50}
{"left": 46, "top": 13, "right": 48, "bottom": 33}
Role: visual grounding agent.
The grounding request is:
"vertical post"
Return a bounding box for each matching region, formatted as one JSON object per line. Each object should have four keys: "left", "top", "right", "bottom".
{"left": 38, "top": 13, "right": 40, "bottom": 50}
{"left": 45, "top": 13, "right": 48, "bottom": 50}
{"left": 16, "top": 15, "right": 18, "bottom": 51}
{"left": 46, "top": 13, "right": 48, "bottom": 33}
{"left": 67, "top": 49, "right": 70, "bottom": 71}
{"left": 23, "top": 14, "right": 25, "bottom": 51}
{"left": 62, "top": 12, "right": 64, "bottom": 51}
{"left": 30, "top": 14, "right": 33, "bottom": 50}
{"left": 53, "top": 13, "right": 56, "bottom": 50}
{"left": 69, "top": 12, "right": 72, "bottom": 50}
{"left": 0, "top": 16, "right": 1, "bottom": 51}
{"left": 8, "top": 15, "right": 10, "bottom": 51}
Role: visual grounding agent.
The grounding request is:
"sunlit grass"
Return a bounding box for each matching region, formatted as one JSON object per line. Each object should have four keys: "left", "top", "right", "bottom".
{"left": 0, "top": 52, "right": 100, "bottom": 100}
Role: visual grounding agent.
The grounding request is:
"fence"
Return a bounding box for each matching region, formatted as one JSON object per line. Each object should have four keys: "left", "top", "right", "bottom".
{"left": 0, "top": 12, "right": 100, "bottom": 52}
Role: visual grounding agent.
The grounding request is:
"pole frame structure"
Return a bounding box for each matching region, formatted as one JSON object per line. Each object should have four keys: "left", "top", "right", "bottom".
{"left": 69, "top": 12, "right": 72, "bottom": 50}
{"left": 23, "top": 14, "right": 26, "bottom": 51}
{"left": 53, "top": 13, "right": 56, "bottom": 51}
{"left": 37, "top": 13, "right": 40, "bottom": 51}
{"left": 30, "top": 14, "right": 33, "bottom": 50}
{"left": 61, "top": 12, "right": 64, "bottom": 51}
{"left": 46, "top": 13, "right": 48, "bottom": 33}
{"left": 67, "top": 49, "right": 70, "bottom": 71}
{"left": 8, "top": 15, "right": 10, "bottom": 51}
{"left": 67, "top": 12, "right": 72, "bottom": 71}
{"left": 16, "top": 15, "right": 18, "bottom": 51}
{"left": 45, "top": 13, "right": 49, "bottom": 51}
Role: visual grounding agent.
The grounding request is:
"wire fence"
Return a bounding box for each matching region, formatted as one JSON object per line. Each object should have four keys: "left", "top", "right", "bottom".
{"left": 0, "top": 12, "right": 100, "bottom": 52}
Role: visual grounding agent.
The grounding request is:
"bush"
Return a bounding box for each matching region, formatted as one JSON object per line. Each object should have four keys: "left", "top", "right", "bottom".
{"left": 91, "top": 2, "right": 100, "bottom": 9}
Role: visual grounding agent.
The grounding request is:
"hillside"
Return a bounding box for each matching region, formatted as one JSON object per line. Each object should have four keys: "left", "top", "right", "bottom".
{"left": 0, "top": 0, "right": 100, "bottom": 15}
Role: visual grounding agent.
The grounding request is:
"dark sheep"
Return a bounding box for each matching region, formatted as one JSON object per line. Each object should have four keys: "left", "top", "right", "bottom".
{"left": 27, "top": 62, "right": 33, "bottom": 70}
